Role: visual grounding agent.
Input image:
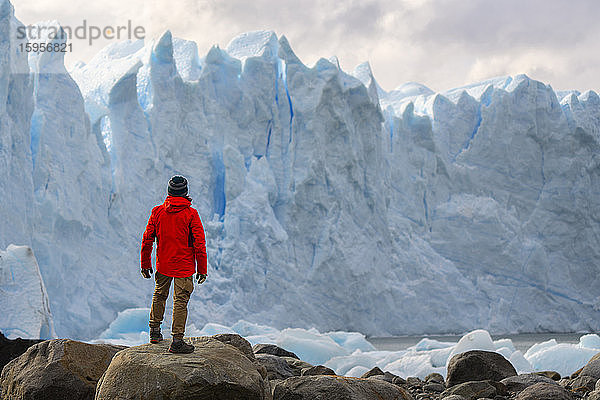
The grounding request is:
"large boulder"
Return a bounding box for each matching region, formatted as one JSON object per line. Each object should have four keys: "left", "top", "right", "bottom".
{"left": 0, "top": 339, "right": 123, "bottom": 400}
{"left": 446, "top": 350, "right": 517, "bottom": 387}
{"left": 272, "top": 375, "right": 414, "bottom": 400}
{"left": 95, "top": 337, "right": 271, "bottom": 400}
{"left": 500, "top": 373, "right": 558, "bottom": 393}
{"left": 0, "top": 331, "right": 43, "bottom": 372}
{"left": 581, "top": 353, "right": 600, "bottom": 379}
{"left": 253, "top": 344, "right": 299, "bottom": 359}
{"left": 515, "top": 382, "right": 573, "bottom": 400}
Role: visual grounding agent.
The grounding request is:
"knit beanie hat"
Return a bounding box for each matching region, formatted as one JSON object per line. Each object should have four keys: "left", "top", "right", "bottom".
{"left": 168, "top": 175, "right": 188, "bottom": 197}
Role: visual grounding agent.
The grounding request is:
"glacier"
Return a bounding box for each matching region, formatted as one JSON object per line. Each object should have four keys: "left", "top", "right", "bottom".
{"left": 0, "top": 0, "right": 599, "bottom": 340}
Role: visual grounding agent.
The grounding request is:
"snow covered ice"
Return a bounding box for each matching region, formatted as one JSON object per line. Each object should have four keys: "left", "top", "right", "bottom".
{"left": 0, "top": 0, "right": 599, "bottom": 348}
{"left": 95, "top": 317, "right": 600, "bottom": 379}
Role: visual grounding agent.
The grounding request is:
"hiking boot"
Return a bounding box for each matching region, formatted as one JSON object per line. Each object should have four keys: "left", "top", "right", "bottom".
{"left": 149, "top": 327, "right": 163, "bottom": 344}
{"left": 169, "top": 338, "right": 194, "bottom": 354}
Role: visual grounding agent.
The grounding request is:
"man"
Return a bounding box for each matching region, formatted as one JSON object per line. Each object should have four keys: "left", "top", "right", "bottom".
{"left": 140, "top": 175, "right": 207, "bottom": 354}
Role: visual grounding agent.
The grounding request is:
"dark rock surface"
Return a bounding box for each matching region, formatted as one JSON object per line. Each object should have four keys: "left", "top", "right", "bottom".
{"left": 212, "top": 333, "right": 256, "bottom": 361}
{"left": 361, "top": 366, "right": 384, "bottom": 378}
{"left": 95, "top": 337, "right": 271, "bottom": 400}
{"left": 534, "top": 371, "right": 561, "bottom": 381}
{"left": 446, "top": 350, "right": 517, "bottom": 387}
{"left": 253, "top": 343, "right": 299, "bottom": 359}
{"left": 255, "top": 353, "right": 295, "bottom": 381}
{"left": 300, "top": 365, "right": 335, "bottom": 376}
{"left": 581, "top": 353, "right": 600, "bottom": 379}
{"left": 0, "top": 331, "right": 43, "bottom": 372}
{"left": 514, "top": 382, "right": 573, "bottom": 400}
{"left": 500, "top": 373, "right": 558, "bottom": 393}
{"left": 280, "top": 356, "right": 313, "bottom": 376}
{"left": 0, "top": 339, "right": 123, "bottom": 400}
{"left": 441, "top": 381, "right": 497, "bottom": 400}
{"left": 272, "top": 375, "right": 414, "bottom": 400}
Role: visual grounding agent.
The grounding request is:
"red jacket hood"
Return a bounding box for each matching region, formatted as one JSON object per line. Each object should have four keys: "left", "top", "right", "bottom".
{"left": 163, "top": 196, "right": 192, "bottom": 213}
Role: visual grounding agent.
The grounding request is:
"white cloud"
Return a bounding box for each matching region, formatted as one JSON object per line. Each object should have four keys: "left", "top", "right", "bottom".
{"left": 11, "top": 0, "right": 600, "bottom": 93}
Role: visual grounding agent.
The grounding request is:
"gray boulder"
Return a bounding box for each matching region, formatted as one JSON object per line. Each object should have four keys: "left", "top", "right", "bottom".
{"left": 255, "top": 353, "right": 295, "bottom": 380}
{"left": 425, "top": 372, "right": 444, "bottom": 384}
{"left": 0, "top": 339, "right": 123, "bottom": 400}
{"left": 446, "top": 350, "right": 517, "bottom": 387}
{"left": 441, "top": 396, "right": 467, "bottom": 400}
{"left": 440, "top": 381, "right": 496, "bottom": 400}
{"left": 95, "top": 337, "right": 271, "bottom": 400}
{"left": 515, "top": 382, "right": 573, "bottom": 400}
{"left": 500, "top": 373, "right": 558, "bottom": 393}
{"left": 253, "top": 343, "right": 299, "bottom": 359}
{"left": 581, "top": 353, "right": 600, "bottom": 379}
{"left": 272, "top": 375, "right": 414, "bottom": 400}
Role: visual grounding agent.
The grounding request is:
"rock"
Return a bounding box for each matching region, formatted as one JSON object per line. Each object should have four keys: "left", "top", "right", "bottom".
{"left": 301, "top": 365, "right": 336, "bottom": 376}
{"left": 597, "top": 378, "right": 600, "bottom": 391}
{"left": 369, "top": 371, "right": 402, "bottom": 385}
{"left": 570, "top": 367, "right": 583, "bottom": 379}
{"left": 500, "top": 373, "right": 558, "bottom": 393}
{"left": 253, "top": 343, "right": 299, "bottom": 359}
{"left": 1, "top": 339, "right": 123, "bottom": 400}
{"left": 441, "top": 381, "right": 497, "bottom": 400}
{"left": 581, "top": 353, "right": 600, "bottom": 379}
{"left": 425, "top": 372, "right": 444, "bottom": 384}
{"left": 406, "top": 377, "right": 422, "bottom": 385}
{"left": 514, "top": 382, "right": 573, "bottom": 400}
{"left": 281, "top": 356, "right": 313, "bottom": 376}
{"left": 393, "top": 376, "right": 407, "bottom": 385}
{"left": 95, "top": 337, "right": 271, "bottom": 400}
{"left": 441, "top": 396, "right": 467, "bottom": 400}
{"left": 212, "top": 333, "right": 255, "bottom": 361}
{"left": 446, "top": 350, "right": 517, "bottom": 387}
{"left": 589, "top": 391, "right": 600, "bottom": 400}
{"left": 255, "top": 353, "right": 295, "bottom": 380}
{"left": 272, "top": 375, "right": 414, "bottom": 400}
{"left": 534, "top": 371, "right": 561, "bottom": 381}
{"left": 361, "top": 366, "right": 385, "bottom": 378}
{"left": 423, "top": 382, "right": 445, "bottom": 393}
{"left": 569, "top": 375, "right": 597, "bottom": 392}
{"left": 0, "top": 331, "right": 43, "bottom": 372}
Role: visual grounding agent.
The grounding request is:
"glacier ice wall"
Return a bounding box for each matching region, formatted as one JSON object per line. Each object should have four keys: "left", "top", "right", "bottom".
{"left": 0, "top": 244, "right": 55, "bottom": 339}
{"left": 1, "top": 4, "right": 600, "bottom": 338}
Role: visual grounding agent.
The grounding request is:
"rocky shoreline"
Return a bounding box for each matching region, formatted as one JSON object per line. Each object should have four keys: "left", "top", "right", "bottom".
{"left": 1, "top": 332, "right": 599, "bottom": 400}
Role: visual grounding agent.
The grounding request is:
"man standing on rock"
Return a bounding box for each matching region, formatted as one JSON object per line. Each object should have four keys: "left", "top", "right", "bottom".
{"left": 140, "top": 176, "right": 208, "bottom": 354}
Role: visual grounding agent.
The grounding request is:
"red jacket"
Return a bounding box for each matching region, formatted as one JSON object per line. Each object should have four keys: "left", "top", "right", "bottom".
{"left": 141, "top": 196, "right": 207, "bottom": 277}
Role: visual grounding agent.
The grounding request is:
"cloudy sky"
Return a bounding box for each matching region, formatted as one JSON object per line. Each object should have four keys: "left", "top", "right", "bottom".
{"left": 13, "top": 0, "right": 600, "bottom": 93}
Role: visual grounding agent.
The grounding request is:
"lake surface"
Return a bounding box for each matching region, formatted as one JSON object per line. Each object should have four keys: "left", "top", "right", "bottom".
{"left": 368, "top": 333, "right": 584, "bottom": 353}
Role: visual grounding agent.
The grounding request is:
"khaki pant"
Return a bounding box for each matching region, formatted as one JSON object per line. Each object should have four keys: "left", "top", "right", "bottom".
{"left": 149, "top": 272, "right": 194, "bottom": 338}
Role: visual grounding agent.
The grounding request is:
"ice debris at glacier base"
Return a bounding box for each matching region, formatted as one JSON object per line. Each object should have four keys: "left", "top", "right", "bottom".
{"left": 94, "top": 312, "right": 600, "bottom": 379}
{"left": 1, "top": 0, "right": 600, "bottom": 341}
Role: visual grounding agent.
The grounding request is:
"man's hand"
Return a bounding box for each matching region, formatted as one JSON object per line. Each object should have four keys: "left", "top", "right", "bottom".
{"left": 141, "top": 268, "right": 153, "bottom": 279}
{"left": 196, "top": 273, "right": 207, "bottom": 285}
